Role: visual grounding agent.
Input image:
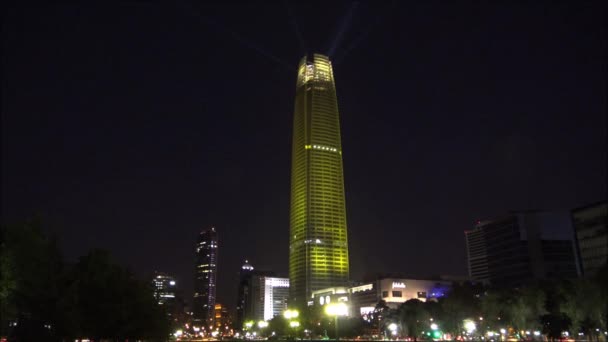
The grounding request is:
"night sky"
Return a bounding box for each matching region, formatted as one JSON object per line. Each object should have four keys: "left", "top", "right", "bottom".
{"left": 2, "top": 1, "right": 606, "bottom": 313}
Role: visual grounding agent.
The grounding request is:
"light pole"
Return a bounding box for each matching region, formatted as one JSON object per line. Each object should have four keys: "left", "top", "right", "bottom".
{"left": 290, "top": 321, "right": 301, "bottom": 340}
{"left": 430, "top": 322, "right": 442, "bottom": 339}
{"left": 284, "top": 309, "right": 300, "bottom": 340}
{"left": 464, "top": 319, "right": 476, "bottom": 339}
{"left": 258, "top": 321, "right": 269, "bottom": 337}
{"left": 325, "top": 303, "right": 348, "bottom": 340}
{"left": 388, "top": 323, "right": 398, "bottom": 339}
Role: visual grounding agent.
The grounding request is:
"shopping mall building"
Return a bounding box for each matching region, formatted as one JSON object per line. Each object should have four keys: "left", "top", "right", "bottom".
{"left": 311, "top": 275, "right": 459, "bottom": 317}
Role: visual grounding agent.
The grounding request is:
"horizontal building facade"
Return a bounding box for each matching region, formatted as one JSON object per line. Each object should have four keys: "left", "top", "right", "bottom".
{"left": 311, "top": 277, "right": 453, "bottom": 317}
{"left": 572, "top": 201, "right": 608, "bottom": 277}
{"left": 465, "top": 211, "right": 579, "bottom": 287}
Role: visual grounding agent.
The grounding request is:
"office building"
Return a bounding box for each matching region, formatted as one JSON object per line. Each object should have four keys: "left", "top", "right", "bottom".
{"left": 235, "top": 261, "right": 289, "bottom": 326}
{"left": 572, "top": 201, "right": 607, "bottom": 277}
{"left": 152, "top": 272, "right": 186, "bottom": 324}
{"left": 152, "top": 271, "right": 177, "bottom": 306}
{"left": 260, "top": 276, "right": 290, "bottom": 321}
{"left": 464, "top": 211, "right": 579, "bottom": 287}
{"left": 194, "top": 227, "right": 218, "bottom": 325}
{"left": 289, "top": 54, "right": 349, "bottom": 306}
{"left": 214, "top": 303, "right": 231, "bottom": 332}
{"left": 235, "top": 260, "right": 256, "bottom": 330}
{"left": 464, "top": 227, "right": 490, "bottom": 283}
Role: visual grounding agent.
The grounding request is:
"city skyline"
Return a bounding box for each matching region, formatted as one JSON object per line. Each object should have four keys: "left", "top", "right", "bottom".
{"left": 2, "top": 1, "right": 605, "bottom": 313}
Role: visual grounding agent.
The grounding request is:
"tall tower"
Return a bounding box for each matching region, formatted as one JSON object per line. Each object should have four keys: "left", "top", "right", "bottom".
{"left": 194, "top": 227, "right": 218, "bottom": 326}
{"left": 289, "top": 54, "right": 350, "bottom": 305}
{"left": 235, "top": 260, "right": 255, "bottom": 330}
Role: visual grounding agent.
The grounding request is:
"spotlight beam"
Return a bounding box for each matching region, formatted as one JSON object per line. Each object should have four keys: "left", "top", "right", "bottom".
{"left": 334, "top": 1, "right": 397, "bottom": 66}
{"left": 178, "top": 3, "right": 293, "bottom": 71}
{"left": 327, "top": 2, "right": 359, "bottom": 57}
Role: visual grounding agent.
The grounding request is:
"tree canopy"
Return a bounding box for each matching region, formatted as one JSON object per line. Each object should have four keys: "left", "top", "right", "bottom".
{"left": 1, "top": 220, "right": 170, "bottom": 341}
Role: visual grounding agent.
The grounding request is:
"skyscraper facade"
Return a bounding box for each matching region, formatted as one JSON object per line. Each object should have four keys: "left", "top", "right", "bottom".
{"left": 235, "top": 261, "right": 290, "bottom": 328}
{"left": 572, "top": 201, "right": 607, "bottom": 277}
{"left": 152, "top": 271, "right": 177, "bottom": 306}
{"left": 289, "top": 54, "right": 350, "bottom": 305}
{"left": 464, "top": 211, "right": 579, "bottom": 287}
{"left": 464, "top": 227, "right": 490, "bottom": 283}
{"left": 235, "top": 260, "right": 255, "bottom": 330}
{"left": 194, "top": 227, "right": 218, "bottom": 325}
{"left": 152, "top": 271, "right": 186, "bottom": 322}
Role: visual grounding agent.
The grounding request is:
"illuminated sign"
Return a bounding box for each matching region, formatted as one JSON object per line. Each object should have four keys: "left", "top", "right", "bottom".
{"left": 392, "top": 282, "right": 406, "bottom": 289}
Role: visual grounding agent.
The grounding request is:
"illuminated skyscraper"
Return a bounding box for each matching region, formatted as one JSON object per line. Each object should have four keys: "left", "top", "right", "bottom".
{"left": 289, "top": 54, "right": 350, "bottom": 305}
{"left": 194, "top": 227, "right": 218, "bottom": 325}
{"left": 152, "top": 272, "right": 177, "bottom": 306}
{"left": 152, "top": 271, "right": 186, "bottom": 321}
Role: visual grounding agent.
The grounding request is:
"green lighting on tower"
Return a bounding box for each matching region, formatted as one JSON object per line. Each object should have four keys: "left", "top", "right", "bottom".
{"left": 289, "top": 54, "right": 350, "bottom": 305}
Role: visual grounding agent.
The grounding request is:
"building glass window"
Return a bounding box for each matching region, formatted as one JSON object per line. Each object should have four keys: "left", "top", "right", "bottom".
{"left": 392, "top": 291, "right": 402, "bottom": 297}
{"left": 382, "top": 291, "right": 389, "bottom": 298}
{"left": 417, "top": 291, "right": 427, "bottom": 298}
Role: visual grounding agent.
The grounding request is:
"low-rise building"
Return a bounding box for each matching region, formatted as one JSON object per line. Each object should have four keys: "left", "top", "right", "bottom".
{"left": 310, "top": 276, "right": 453, "bottom": 317}
{"left": 350, "top": 277, "right": 452, "bottom": 314}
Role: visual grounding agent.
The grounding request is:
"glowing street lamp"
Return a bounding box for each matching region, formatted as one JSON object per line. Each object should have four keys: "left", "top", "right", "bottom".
{"left": 258, "top": 321, "right": 269, "bottom": 329}
{"left": 464, "top": 320, "right": 476, "bottom": 334}
{"left": 388, "top": 323, "right": 398, "bottom": 337}
{"left": 284, "top": 309, "right": 299, "bottom": 319}
{"left": 289, "top": 321, "right": 300, "bottom": 339}
{"left": 430, "top": 323, "right": 439, "bottom": 331}
{"left": 326, "top": 303, "right": 348, "bottom": 340}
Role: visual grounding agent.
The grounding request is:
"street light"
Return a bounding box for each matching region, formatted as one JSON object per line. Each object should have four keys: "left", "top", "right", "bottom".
{"left": 245, "top": 321, "right": 254, "bottom": 330}
{"left": 464, "top": 320, "right": 476, "bottom": 334}
{"left": 290, "top": 321, "right": 300, "bottom": 339}
{"left": 284, "top": 309, "right": 300, "bottom": 319}
{"left": 429, "top": 323, "right": 442, "bottom": 339}
{"left": 388, "top": 323, "right": 398, "bottom": 337}
{"left": 325, "top": 303, "right": 348, "bottom": 340}
{"left": 258, "top": 321, "right": 269, "bottom": 330}
{"left": 284, "top": 309, "right": 300, "bottom": 339}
